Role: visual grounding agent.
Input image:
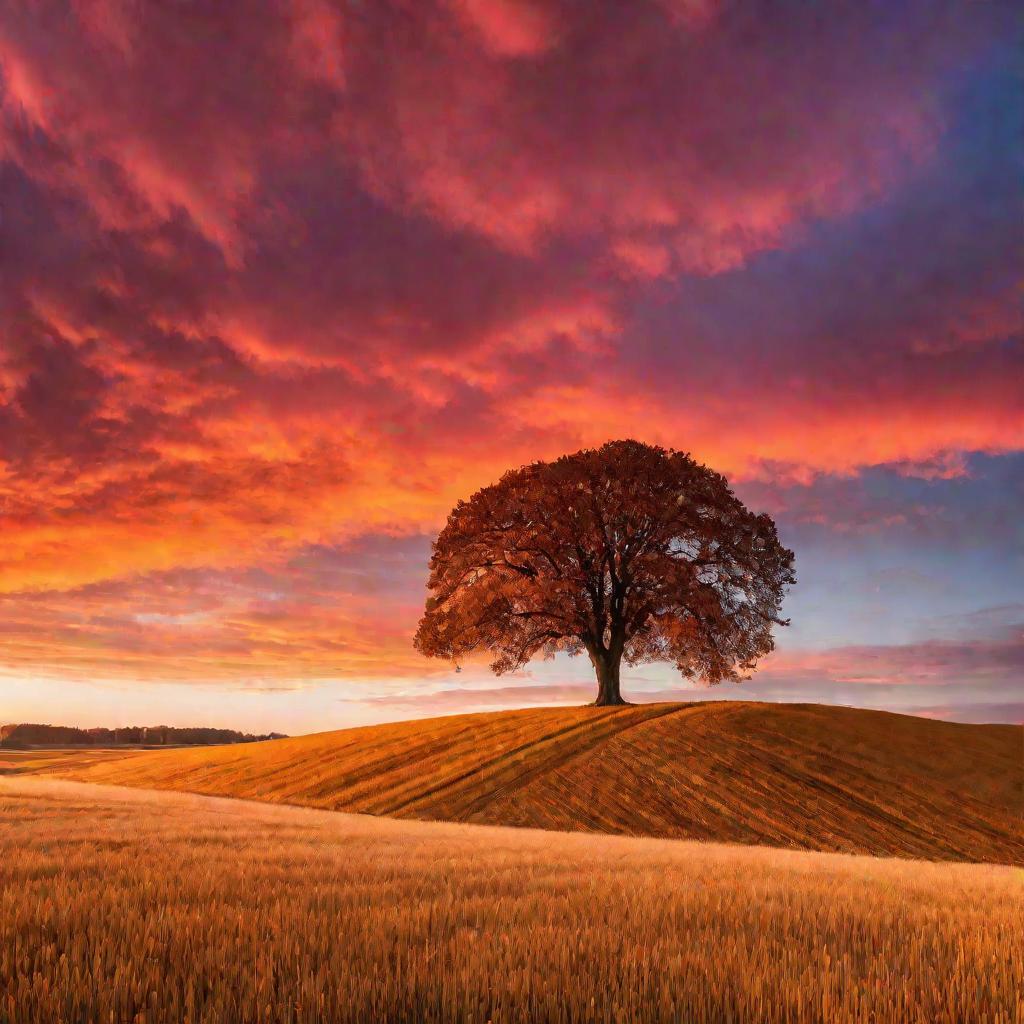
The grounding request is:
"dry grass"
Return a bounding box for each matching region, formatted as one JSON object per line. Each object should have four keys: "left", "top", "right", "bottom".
{"left": 44, "top": 702, "right": 1024, "bottom": 864}
{"left": 2, "top": 777, "right": 1022, "bottom": 1024}
{"left": 0, "top": 748, "right": 136, "bottom": 776}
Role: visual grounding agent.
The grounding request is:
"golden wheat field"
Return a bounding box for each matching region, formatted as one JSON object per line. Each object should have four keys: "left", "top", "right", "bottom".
{"left": 2, "top": 776, "right": 1022, "bottom": 1024}
{"left": 40, "top": 701, "right": 1024, "bottom": 864}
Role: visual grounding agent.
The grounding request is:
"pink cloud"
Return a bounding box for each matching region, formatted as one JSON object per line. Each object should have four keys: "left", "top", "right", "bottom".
{"left": 0, "top": 0, "right": 1019, "bottom": 695}
{"left": 450, "top": 0, "right": 561, "bottom": 58}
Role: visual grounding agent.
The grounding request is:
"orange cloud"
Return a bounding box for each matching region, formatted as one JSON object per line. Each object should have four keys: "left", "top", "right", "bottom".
{"left": 0, "top": 0, "right": 1019, "bottom": 694}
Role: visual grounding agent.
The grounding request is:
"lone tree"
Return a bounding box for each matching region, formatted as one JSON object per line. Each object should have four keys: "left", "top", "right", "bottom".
{"left": 414, "top": 440, "right": 795, "bottom": 706}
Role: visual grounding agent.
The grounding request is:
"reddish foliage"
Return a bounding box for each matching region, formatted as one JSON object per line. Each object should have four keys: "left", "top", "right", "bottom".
{"left": 415, "top": 441, "right": 795, "bottom": 704}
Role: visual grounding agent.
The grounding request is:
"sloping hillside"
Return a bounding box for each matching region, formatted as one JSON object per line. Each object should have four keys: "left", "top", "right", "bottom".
{"left": 45, "top": 701, "right": 1024, "bottom": 863}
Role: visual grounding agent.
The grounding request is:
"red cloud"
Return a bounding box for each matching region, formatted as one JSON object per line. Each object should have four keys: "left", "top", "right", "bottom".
{"left": 450, "top": 0, "right": 561, "bottom": 58}
{"left": 0, "top": 1, "right": 1019, "bottom": 693}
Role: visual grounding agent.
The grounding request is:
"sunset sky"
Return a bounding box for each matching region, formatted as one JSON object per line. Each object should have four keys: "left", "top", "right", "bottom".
{"left": 1, "top": 0, "right": 1021, "bottom": 733}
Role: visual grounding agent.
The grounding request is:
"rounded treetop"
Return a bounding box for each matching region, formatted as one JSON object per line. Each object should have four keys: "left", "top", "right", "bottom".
{"left": 415, "top": 440, "right": 795, "bottom": 705}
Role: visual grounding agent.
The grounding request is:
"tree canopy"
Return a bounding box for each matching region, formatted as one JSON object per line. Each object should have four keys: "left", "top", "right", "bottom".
{"left": 414, "top": 440, "right": 795, "bottom": 705}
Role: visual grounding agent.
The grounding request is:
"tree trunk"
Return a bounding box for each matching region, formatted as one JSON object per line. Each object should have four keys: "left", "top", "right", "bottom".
{"left": 592, "top": 652, "right": 627, "bottom": 706}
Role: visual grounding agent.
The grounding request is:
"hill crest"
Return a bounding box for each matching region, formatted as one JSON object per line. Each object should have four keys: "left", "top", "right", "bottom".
{"left": 39, "top": 701, "right": 1024, "bottom": 864}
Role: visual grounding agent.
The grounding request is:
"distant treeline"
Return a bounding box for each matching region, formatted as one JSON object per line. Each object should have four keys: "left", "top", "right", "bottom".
{"left": 0, "top": 723, "right": 287, "bottom": 748}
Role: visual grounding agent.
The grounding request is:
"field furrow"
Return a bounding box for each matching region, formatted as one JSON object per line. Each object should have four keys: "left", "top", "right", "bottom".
{"left": 29, "top": 701, "right": 1024, "bottom": 863}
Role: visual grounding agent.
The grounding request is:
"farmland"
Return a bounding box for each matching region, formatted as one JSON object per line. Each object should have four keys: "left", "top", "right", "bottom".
{"left": 2, "top": 776, "right": 1022, "bottom": 1024}
{"left": 40, "top": 701, "right": 1024, "bottom": 864}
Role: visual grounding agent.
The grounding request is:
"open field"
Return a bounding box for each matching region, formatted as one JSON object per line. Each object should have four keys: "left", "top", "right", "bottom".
{"left": 1, "top": 748, "right": 161, "bottom": 776}
{"left": 40, "top": 701, "right": 1024, "bottom": 864}
{"left": 2, "top": 777, "right": 1022, "bottom": 1024}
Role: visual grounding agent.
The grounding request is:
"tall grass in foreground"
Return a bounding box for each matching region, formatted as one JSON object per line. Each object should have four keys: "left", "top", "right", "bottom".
{"left": 2, "top": 778, "right": 1021, "bottom": 1024}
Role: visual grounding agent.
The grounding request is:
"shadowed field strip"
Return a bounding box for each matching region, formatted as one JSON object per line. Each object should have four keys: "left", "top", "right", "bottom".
{"left": 2, "top": 778, "right": 1023, "bottom": 1024}
{"left": 37, "top": 701, "right": 1024, "bottom": 864}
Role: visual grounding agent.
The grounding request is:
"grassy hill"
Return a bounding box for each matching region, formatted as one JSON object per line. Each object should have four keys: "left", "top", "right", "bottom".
{"left": 42, "top": 701, "right": 1024, "bottom": 864}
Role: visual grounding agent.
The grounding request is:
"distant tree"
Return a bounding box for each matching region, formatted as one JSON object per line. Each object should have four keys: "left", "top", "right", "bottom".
{"left": 415, "top": 440, "right": 795, "bottom": 705}
{"left": 0, "top": 723, "right": 286, "bottom": 748}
